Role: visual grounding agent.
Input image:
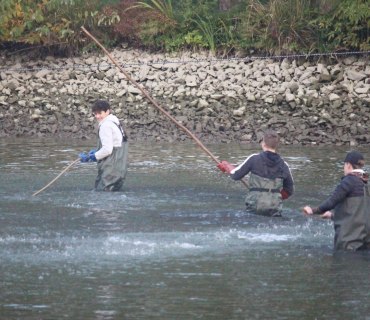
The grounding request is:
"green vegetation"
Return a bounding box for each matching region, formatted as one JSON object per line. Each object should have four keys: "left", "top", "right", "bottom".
{"left": 313, "top": 0, "right": 369, "bottom": 51}
{"left": 242, "top": 0, "right": 319, "bottom": 54}
{"left": 0, "top": 0, "right": 120, "bottom": 55}
{"left": 0, "top": 0, "right": 368, "bottom": 56}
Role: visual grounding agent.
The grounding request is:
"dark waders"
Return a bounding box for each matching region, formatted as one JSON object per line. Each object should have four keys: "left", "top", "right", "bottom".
{"left": 245, "top": 173, "right": 283, "bottom": 217}
{"left": 95, "top": 123, "right": 128, "bottom": 191}
{"left": 334, "top": 183, "right": 370, "bottom": 251}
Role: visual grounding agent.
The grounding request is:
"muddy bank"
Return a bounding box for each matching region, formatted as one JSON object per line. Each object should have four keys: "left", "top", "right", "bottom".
{"left": 0, "top": 49, "right": 369, "bottom": 145}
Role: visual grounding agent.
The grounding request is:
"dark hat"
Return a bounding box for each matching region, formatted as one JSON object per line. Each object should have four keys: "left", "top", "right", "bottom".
{"left": 344, "top": 151, "right": 364, "bottom": 166}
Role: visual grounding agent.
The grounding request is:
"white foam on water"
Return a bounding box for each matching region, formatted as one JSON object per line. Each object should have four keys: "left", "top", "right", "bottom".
{"left": 1, "top": 226, "right": 310, "bottom": 265}
{"left": 0, "top": 235, "right": 43, "bottom": 244}
{"left": 101, "top": 235, "right": 203, "bottom": 258}
{"left": 132, "top": 160, "right": 161, "bottom": 167}
{"left": 3, "top": 304, "right": 50, "bottom": 310}
{"left": 236, "top": 231, "right": 298, "bottom": 242}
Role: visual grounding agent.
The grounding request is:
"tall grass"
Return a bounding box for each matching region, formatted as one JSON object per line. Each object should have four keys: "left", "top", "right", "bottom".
{"left": 126, "top": 0, "right": 175, "bottom": 22}
{"left": 192, "top": 15, "right": 217, "bottom": 54}
{"left": 242, "top": 0, "right": 318, "bottom": 54}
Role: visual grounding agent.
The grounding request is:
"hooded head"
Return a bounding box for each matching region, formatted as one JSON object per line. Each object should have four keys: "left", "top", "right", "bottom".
{"left": 344, "top": 151, "right": 365, "bottom": 169}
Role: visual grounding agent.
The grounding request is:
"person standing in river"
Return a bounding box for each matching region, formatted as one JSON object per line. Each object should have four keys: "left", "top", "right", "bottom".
{"left": 217, "top": 130, "right": 294, "bottom": 217}
{"left": 303, "top": 151, "right": 370, "bottom": 251}
{"left": 79, "top": 99, "right": 128, "bottom": 191}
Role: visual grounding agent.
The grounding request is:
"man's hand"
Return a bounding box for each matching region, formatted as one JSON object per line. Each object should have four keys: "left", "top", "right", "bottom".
{"left": 79, "top": 152, "right": 89, "bottom": 163}
{"left": 217, "top": 161, "right": 235, "bottom": 174}
{"left": 280, "top": 189, "right": 290, "bottom": 200}
{"left": 321, "top": 211, "right": 333, "bottom": 219}
{"left": 89, "top": 149, "right": 97, "bottom": 162}
{"left": 303, "top": 206, "right": 313, "bottom": 215}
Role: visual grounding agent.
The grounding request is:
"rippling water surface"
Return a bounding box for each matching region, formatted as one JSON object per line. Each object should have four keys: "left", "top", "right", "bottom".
{"left": 0, "top": 138, "right": 369, "bottom": 319}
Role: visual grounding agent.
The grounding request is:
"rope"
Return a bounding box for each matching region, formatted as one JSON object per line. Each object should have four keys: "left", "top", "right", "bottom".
{"left": 32, "top": 158, "right": 80, "bottom": 196}
{"left": 0, "top": 50, "right": 368, "bottom": 73}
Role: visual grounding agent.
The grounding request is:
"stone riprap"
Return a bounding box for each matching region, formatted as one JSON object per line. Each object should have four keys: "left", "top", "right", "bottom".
{"left": 0, "top": 49, "right": 369, "bottom": 145}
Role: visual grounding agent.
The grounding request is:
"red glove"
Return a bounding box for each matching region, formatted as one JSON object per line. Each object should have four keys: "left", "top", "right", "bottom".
{"left": 217, "top": 161, "right": 235, "bottom": 174}
{"left": 280, "top": 189, "right": 290, "bottom": 200}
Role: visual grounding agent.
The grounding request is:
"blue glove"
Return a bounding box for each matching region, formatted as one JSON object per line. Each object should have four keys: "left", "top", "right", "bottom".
{"left": 79, "top": 152, "right": 89, "bottom": 163}
{"left": 89, "top": 149, "right": 97, "bottom": 162}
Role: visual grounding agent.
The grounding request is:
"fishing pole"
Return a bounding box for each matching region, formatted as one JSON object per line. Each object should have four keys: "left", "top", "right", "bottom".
{"left": 32, "top": 158, "right": 80, "bottom": 196}
{"left": 81, "top": 27, "right": 248, "bottom": 188}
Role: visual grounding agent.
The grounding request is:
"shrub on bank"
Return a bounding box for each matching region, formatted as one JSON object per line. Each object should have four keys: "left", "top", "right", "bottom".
{"left": 0, "top": 0, "right": 120, "bottom": 55}
{"left": 0, "top": 0, "right": 368, "bottom": 56}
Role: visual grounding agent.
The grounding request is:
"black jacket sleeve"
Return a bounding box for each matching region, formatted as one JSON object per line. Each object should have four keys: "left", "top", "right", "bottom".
{"left": 314, "top": 176, "right": 354, "bottom": 214}
{"left": 282, "top": 164, "right": 294, "bottom": 197}
{"left": 229, "top": 154, "right": 256, "bottom": 181}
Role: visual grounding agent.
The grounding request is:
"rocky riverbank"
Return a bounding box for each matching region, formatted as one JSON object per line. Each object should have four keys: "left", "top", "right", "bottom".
{"left": 0, "top": 49, "right": 369, "bottom": 145}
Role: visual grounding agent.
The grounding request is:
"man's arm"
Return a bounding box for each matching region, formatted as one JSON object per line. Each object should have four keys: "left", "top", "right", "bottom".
{"left": 229, "top": 154, "right": 257, "bottom": 181}
{"left": 314, "top": 178, "right": 351, "bottom": 214}
{"left": 95, "top": 124, "right": 114, "bottom": 160}
{"left": 282, "top": 162, "right": 294, "bottom": 199}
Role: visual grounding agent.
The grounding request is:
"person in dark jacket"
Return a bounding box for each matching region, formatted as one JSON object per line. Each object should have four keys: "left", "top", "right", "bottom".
{"left": 218, "top": 130, "right": 294, "bottom": 217}
{"left": 303, "top": 151, "right": 370, "bottom": 251}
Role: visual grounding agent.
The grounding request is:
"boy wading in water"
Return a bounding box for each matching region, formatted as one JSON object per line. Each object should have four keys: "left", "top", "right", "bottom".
{"left": 303, "top": 151, "right": 370, "bottom": 251}
{"left": 218, "top": 130, "right": 294, "bottom": 217}
{"left": 79, "top": 99, "right": 128, "bottom": 191}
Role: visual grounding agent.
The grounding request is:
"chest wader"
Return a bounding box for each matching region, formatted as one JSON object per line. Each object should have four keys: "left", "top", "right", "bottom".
{"left": 245, "top": 173, "right": 283, "bottom": 217}
{"left": 334, "top": 184, "right": 370, "bottom": 251}
{"left": 95, "top": 123, "right": 128, "bottom": 192}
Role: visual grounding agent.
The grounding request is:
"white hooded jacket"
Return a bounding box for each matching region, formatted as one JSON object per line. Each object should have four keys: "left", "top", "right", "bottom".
{"left": 95, "top": 114, "right": 123, "bottom": 161}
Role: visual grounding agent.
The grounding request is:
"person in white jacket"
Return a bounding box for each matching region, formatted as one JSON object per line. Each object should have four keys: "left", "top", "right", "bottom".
{"left": 79, "top": 99, "right": 128, "bottom": 191}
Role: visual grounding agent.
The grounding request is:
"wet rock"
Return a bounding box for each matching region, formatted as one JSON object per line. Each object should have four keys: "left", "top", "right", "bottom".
{"left": 34, "top": 69, "right": 50, "bottom": 78}
{"left": 346, "top": 69, "right": 366, "bottom": 81}
{"left": 329, "top": 93, "right": 340, "bottom": 101}
{"left": 233, "top": 106, "right": 245, "bottom": 116}
{"left": 285, "top": 93, "right": 295, "bottom": 102}
{"left": 319, "top": 73, "right": 332, "bottom": 83}
{"left": 355, "top": 87, "right": 369, "bottom": 94}
{"left": 198, "top": 99, "right": 209, "bottom": 109}
{"left": 184, "top": 75, "right": 197, "bottom": 87}
{"left": 0, "top": 50, "right": 368, "bottom": 146}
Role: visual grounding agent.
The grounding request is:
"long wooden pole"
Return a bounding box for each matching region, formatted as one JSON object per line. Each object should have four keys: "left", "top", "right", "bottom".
{"left": 81, "top": 27, "right": 248, "bottom": 187}
{"left": 81, "top": 27, "right": 221, "bottom": 162}
{"left": 32, "top": 158, "right": 80, "bottom": 196}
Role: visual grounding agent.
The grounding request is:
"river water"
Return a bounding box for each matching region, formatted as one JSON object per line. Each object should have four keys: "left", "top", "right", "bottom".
{"left": 0, "top": 138, "right": 369, "bottom": 320}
